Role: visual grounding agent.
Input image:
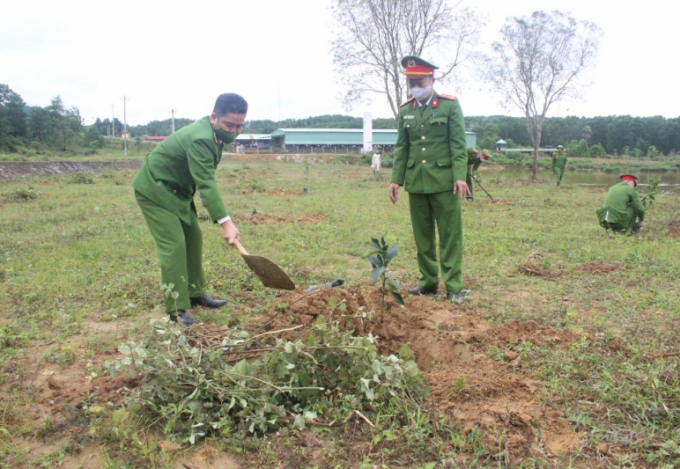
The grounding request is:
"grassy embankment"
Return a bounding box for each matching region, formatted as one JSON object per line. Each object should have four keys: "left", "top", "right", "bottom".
{"left": 1, "top": 159, "right": 679, "bottom": 468}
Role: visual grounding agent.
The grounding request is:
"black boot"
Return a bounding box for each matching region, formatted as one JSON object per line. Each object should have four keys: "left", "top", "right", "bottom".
{"left": 408, "top": 285, "right": 438, "bottom": 296}
{"left": 190, "top": 293, "right": 227, "bottom": 308}
{"left": 168, "top": 310, "right": 200, "bottom": 327}
{"left": 446, "top": 292, "right": 464, "bottom": 305}
{"left": 631, "top": 224, "right": 641, "bottom": 236}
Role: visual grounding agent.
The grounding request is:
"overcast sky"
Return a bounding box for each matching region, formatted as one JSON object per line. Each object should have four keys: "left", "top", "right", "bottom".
{"left": 1, "top": 0, "right": 678, "bottom": 126}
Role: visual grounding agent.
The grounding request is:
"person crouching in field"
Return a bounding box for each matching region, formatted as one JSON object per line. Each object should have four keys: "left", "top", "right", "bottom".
{"left": 132, "top": 93, "right": 246, "bottom": 326}
{"left": 596, "top": 175, "right": 646, "bottom": 235}
{"left": 465, "top": 148, "right": 490, "bottom": 201}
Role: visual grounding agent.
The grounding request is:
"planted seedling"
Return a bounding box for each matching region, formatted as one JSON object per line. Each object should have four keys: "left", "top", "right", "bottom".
{"left": 367, "top": 236, "right": 405, "bottom": 312}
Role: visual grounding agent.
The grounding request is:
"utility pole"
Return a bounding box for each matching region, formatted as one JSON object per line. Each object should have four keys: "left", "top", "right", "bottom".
{"left": 111, "top": 104, "right": 115, "bottom": 137}
{"left": 123, "top": 96, "right": 128, "bottom": 157}
{"left": 171, "top": 109, "right": 175, "bottom": 134}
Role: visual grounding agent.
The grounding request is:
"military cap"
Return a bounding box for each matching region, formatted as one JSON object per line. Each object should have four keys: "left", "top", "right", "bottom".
{"left": 620, "top": 174, "right": 638, "bottom": 187}
{"left": 401, "top": 55, "right": 439, "bottom": 77}
{"left": 480, "top": 149, "right": 492, "bottom": 160}
{"left": 557, "top": 145, "right": 564, "bottom": 149}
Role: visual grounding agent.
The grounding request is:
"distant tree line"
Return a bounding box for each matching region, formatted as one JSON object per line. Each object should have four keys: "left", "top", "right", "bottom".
{"left": 468, "top": 115, "right": 680, "bottom": 157}
{"left": 2, "top": 82, "right": 679, "bottom": 158}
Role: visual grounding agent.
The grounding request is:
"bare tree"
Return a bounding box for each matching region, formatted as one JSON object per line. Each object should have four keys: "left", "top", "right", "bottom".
{"left": 330, "top": 0, "right": 483, "bottom": 119}
{"left": 482, "top": 10, "right": 603, "bottom": 180}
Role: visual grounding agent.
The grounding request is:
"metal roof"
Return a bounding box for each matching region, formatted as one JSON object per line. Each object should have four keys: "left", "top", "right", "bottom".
{"left": 235, "top": 134, "right": 270, "bottom": 141}
{"left": 271, "top": 128, "right": 476, "bottom": 146}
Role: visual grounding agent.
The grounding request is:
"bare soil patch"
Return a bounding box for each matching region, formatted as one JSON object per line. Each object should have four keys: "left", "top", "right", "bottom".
{"left": 575, "top": 261, "right": 626, "bottom": 274}
{"left": 239, "top": 187, "right": 305, "bottom": 196}
{"left": 236, "top": 212, "right": 326, "bottom": 225}
{"left": 518, "top": 253, "right": 563, "bottom": 279}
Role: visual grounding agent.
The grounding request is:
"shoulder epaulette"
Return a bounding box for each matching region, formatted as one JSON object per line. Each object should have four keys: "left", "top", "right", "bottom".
{"left": 438, "top": 94, "right": 457, "bottom": 101}
{"left": 399, "top": 97, "right": 415, "bottom": 107}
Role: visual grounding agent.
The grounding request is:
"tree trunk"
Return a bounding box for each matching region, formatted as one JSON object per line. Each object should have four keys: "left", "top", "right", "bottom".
{"left": 532, "top": 145, "right": 539, "bottom": 180}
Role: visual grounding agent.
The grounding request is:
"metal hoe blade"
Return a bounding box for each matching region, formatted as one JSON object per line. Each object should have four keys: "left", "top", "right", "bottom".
{"left": 233, "top": 240, "right": 296, "bottom": 290}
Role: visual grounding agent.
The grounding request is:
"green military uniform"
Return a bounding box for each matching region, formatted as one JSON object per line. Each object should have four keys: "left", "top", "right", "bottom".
{"left": 132, "top": 116, "right": 228, "bottom": 312}
{"left": 552, "top": 148, "right": 567, "bottom": 186}
{"left": 466, "top": 148, "right": 483, "bottom": 198}
{"left": 391, "top": 90, "right": 468, "bottom": 294}
{"left": 596, "top": 181, "right": 645, "bottom": 232}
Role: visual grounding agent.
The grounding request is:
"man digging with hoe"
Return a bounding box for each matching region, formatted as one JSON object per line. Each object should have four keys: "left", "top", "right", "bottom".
{"left": 132, "top": 93, "right": 246, "bottom": 326}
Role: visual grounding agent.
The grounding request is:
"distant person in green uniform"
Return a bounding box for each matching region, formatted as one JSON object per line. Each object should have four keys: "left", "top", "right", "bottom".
{"left": 389, "top": 56, "right": 470, "bottom": 304}
{"left": 552, "top": 145, "right": 567, "bottom": 186}
{"left": 596, "top": 175, "right": 646, "bottom": 235}
{"left": 465, "top": 148, "right": 490, "bottom": 201}
{"left": 132, "top": 93, "right": 246, "bottom": 326}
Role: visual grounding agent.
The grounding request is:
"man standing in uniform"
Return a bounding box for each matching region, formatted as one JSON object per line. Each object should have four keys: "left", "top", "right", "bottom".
{"left": 596, "top": 175, "right": 646, "bottom": 235}
{"left": 389, "top": 56, "right": 470, "bottom": 304}
{"left": 552, "top": 145, "right": 567, "bottom": 186}
{"left": 132, "top": 93, "right": 245, "bottom": 326}
{"left": 465, "top": 148, "right": 490, "bottom": 201}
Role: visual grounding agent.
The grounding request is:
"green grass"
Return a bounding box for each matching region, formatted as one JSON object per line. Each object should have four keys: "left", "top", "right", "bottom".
{"left": 1, "top": 159, "right": 679, "bottom": 467}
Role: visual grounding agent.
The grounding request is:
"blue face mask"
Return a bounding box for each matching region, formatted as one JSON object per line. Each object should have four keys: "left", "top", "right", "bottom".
{"left": 410, "top": 85, "right": 432, "bottom": 103}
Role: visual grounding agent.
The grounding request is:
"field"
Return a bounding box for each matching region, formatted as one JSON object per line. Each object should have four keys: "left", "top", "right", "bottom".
{"left": 1, "top": 159, "right": 679, "bottom": 468}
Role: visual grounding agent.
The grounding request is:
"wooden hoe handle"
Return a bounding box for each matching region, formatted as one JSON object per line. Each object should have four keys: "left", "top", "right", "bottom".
{"left": 233, "top": 239, "right": 249, "bottom": 256}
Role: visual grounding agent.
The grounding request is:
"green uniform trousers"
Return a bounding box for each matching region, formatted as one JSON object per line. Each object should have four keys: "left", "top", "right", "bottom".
{"left": 408, "top": 191, "right": 463, "bottom": 294}
{"left": 597, "top": 207, "right": 641, "bottom": 232}
{"left": 554, "top": 166, "right": 565, "bottom": 186}
{"left": 135, "top": 190, "right": 205, "bottom": 312}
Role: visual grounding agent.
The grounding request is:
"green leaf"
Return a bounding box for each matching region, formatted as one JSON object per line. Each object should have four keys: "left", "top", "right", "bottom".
{"left": 390, "top": 291, "right": 405, "bottom": 306}
{"left": 314, "top": 315, "right": 327, "bottom": 331}
{"left": 385, "top": 245, "right": 400, "bottom": 263}
{"left": 367, "top": 254, "right": 382, "bottom": 268}
{"left": 370, "top": 238, "right": 381, "bottom": 250}
{"left": 383, "top": 430, "right": 395, "bottom": 441}
{"left": 371, "top": 267, "right": 386, "bottom": 284}
{"left": 386, "top": 276, "right": 400, "bottom": 290}
{"left": 293, "top": 414, "right": 305, "bottom": 430}
{"left": 398, "top": 345, "right": 410, "bottom": 359}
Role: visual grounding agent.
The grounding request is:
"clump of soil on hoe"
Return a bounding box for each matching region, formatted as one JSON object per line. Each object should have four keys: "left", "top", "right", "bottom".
{"left": 260, "top": 287, "right": 582, "bottom": 462}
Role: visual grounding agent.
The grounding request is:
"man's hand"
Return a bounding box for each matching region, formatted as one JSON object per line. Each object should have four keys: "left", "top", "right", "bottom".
{"left": 453, "top": 180, "right": 470, "bottom": 199}
{"left": 221, "top": 219, "right": 240, "bottom": 245}
{"left": 389, "top": 183, "right": 400, "bottom": 204}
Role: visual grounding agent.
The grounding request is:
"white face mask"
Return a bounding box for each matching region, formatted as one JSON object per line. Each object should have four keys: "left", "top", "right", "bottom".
{"left": 410, "top": 85, "right": 432, "bottom": 102}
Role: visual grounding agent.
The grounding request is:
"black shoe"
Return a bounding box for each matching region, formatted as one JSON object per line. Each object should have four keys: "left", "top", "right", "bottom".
{"left": 190, "top": 293, "right": 227, "bottom": 308}
{"left": 466, "top": 196, "right": 474, "bottom": 202}
{"left": 631, "top": 224, "right": 641, "bottom": 236}
{"left": 446, "top": 292, "right": 464, "bottom": 304}
{"left": 408, "top": 285, "right": 438, "bottom": 296}
{"left": 168, "top": 310, "right": 200, "bottom": 327}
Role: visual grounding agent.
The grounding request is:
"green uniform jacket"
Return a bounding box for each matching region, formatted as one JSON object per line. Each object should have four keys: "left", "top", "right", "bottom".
{"left": 391, "top": 92, "right": 467, "bottom": 193}
{"left": 552, "top": 152, "right": 567, "bottom": 171}
{"left": 132, "top": 117, "right": 227, "bottom": 225}
{"left": 596, "top": 182, "right": 645, "bottom": 226}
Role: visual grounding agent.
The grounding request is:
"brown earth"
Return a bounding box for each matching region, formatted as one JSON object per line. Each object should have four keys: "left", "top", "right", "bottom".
{"left": 235, "top": 212, "right": 327, "bottom": 226}
{"left": 248, "top": 286, "right": 582, "bottom": 464}
{"left": 3, "top": 287, "right": 584, "bottom": 467}
{"left": 575, "top": 261, "right": 627, "bottom": 274}
{"left": 239, "top": 187, "right": 305, "bottom": 196}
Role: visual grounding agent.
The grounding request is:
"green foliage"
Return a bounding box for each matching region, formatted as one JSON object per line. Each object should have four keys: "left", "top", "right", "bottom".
{"left": 6, "top": 186, "right": 42, "bottom": 202}
{"left": 69, "top": 173, "right": 94, "bottom": 184}
{"left": 589, "top": 143, "right": 606, "bottom": 158}
{"left": 367, "top": 236, "right": 404, "bottom": 309}
{"left": 641, "top": 177, "right": 660, "bottom": 208}
{"left": 107, "top": 318, "right": 425, "bottom": 444}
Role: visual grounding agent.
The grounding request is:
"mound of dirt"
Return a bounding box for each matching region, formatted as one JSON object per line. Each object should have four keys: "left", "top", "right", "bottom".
{"left": 237, "top": 213, "right": 326, "bottom": 225}
{"left": 250, "top": 286, "right": 582, "bottom": 463}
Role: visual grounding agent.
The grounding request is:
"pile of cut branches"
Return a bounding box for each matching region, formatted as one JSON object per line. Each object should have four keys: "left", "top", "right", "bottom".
{"left": 107, "top": 316, "right": 427, "bottom": 444}
{"left": 518, "top": 252, "right": 563, "bottom": 279}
